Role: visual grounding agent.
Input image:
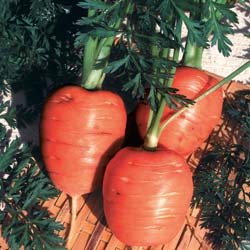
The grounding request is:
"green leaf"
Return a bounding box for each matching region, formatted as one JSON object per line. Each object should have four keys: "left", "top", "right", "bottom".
{"left": 171, "top": 0, "right": 207, "bottom": 47}
{"left": 122, "top": 73, "right": 143, "bottom": 98}
{"left": 0, "top": 139, "right": 19, "bottom": 172}
{"left": 203, "top": 0, "right": 237, "bottom": 56}
{"left": 22, "top": 185, "right": 40, "bottom": 209}
{"left": 78, "top": 0, "right": 110, "bottom": 11}
{"left": 89, "top": 27, "right": 117, "bottom": 38}
{"left": 77, "top": 16, "right": 100, "bottom": 26}
{"left": 214, "top": 2, "right": 238, "bottom": 23}
{"left": 74, "top": 32, "right": 89, "bottom": 48}
{"left": 147, "top": 86, "right": 158, "bottom": 112}
{"left": 104, "top": 55, "right": 130, "bottom": 73}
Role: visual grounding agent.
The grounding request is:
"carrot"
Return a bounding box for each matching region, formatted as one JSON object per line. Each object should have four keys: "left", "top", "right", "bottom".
{"left": 40, "top": 85, "right": 127, "bottom": 196}
{"left": 136, "top": 67, "right": 223, "bottom": 157}
{"left": 103, "top": 147, "right": 193, "bottom": 246}
{"left": 40, "top": 85, "right": 127, "bottom": 248}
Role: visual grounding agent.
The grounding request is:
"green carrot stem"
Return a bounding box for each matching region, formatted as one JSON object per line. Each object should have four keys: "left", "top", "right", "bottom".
{"left": 182, "top": 0, "right": 204, "bottom": 69}
{"left": 161, "top": 48, "right": 170, "bottom": 58}
{"left": 144, "top": 17, "right": 183, "bottom": 149}
{"left": 182, "top": 0, "right": 231, "bottom": 69}
{"left": 147, "top": 47, "right": 170, "bottom": 130}
{"left": 82, "top": 9, "right": 98, "bottom": 87}
{"left": 182, "top": 41, "right": 203, "bottom": 69}
{"left": 82, "top": 37, "right": 114, "bottom": 89}
{"left": 146, "top": 8, "right": 177, "bottom": 131}
{"left": 82, "top": 37, "right": 99, "bottom": 85}
{"left": 151, "top": 45, "right": 160, "bottom": 57}
{"left": 144, "top": 48, "right": 180, "bottom": 149}
{"left": 158, "top": 60, "right": 250, "bottom": 136}
{"left": 81, "top": 1, "right": 134, "bottom": 90}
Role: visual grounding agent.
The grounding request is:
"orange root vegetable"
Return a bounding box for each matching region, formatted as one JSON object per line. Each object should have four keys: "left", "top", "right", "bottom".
{"left": 40, "top": 85, "right": 127, "bottom": 196}
{"left": 136, "top": 67, "right": 223, "bottom": 156}
{"left": 103, "top": 147, "right": 193, "bottom": 246}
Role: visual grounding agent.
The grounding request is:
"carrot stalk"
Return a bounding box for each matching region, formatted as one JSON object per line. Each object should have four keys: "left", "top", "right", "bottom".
{"left": 82, "top": 1, "right": 134, "bottom": 90}
{"left": 144, "top": 47, "right": 180, "bottom": 149}
{"left": 182, "top": 42, "right": 203, "bottom": 69}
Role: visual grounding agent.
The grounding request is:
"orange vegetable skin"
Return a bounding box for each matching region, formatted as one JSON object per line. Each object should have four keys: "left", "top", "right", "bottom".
{"left": 136, "top": 67, "right": 223, "bottom": 156}
{"left": 40, "top": 86, "right": 127, "bottom": 196}
{"left": 103, "top": 147, "right": 193, "bottom": 246}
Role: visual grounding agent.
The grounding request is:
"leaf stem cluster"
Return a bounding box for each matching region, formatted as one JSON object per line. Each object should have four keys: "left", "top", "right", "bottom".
{"left": 79, "top": 0, "right": 134, "bottom": 89}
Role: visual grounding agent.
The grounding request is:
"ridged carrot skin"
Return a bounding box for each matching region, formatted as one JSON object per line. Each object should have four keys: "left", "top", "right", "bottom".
{"left": 103, "top": 147, "right": 193, "bottom": 246}
{"left": 40, "top": 86, "right": 127, "bottom": 196}
{"left": 136, "top": 67, "right": 223, "bottom": 156}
